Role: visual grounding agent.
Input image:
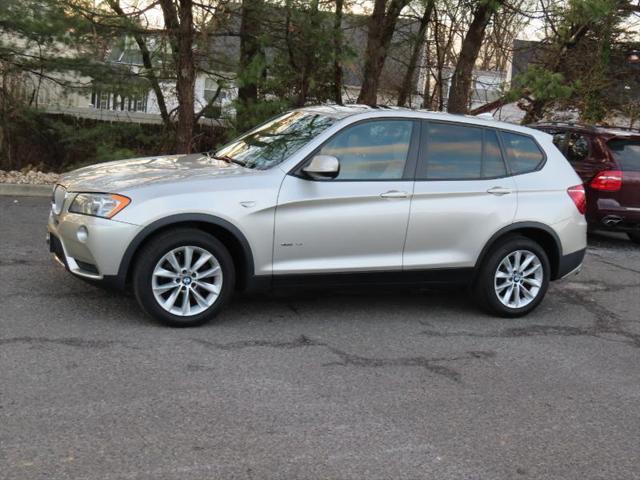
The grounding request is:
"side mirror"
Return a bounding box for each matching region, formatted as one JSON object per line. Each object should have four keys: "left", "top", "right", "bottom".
{"left": 302, "top": 155, "right": 340, "bottom": 180}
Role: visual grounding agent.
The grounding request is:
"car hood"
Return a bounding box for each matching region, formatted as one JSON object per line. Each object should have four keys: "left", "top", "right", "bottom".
{"left": 59, "top": 154, "right": 256, "bottom": 192}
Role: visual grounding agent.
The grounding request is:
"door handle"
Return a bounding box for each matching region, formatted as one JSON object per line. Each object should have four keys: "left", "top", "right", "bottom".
{"left": 486, "top": 186, "right": 512, "bottom": 196}
{"left": 380, "top": 190, "right": 409, "bottom": 199}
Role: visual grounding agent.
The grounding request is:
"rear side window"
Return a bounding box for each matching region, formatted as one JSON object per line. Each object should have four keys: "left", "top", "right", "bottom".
{"left": 566, "top": 133, "right": 590, "bottom": 163}
{"left": 501, "top": 131, "right": 545, "bottom": 175}
{"left": 551, "top": 132, "right": 568, "bottom": 151}
{"left": 418, "top": 123, "right": 506, "bottom": 180}
{"left": 608, "top": 139, "right": 640, "bottom": 171}
{"left": 483, "top": 130, "right": 507, "bottom": 178}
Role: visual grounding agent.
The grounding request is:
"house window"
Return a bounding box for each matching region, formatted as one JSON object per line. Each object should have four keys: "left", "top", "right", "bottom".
{"left": 91, "top": 88, "right": 148, "bottom": 113}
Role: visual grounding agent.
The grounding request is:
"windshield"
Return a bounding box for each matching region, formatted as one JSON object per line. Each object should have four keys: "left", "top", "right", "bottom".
{"left": 608, "top": 139, "right": 640, "bottom": 171}
{"left": 214, "top": 111, "right": 337, "bottom": 170}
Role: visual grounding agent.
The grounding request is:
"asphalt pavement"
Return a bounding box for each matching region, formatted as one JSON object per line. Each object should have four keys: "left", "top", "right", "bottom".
{"left": 1, "top": 196, "right": 639, "bottom": 480}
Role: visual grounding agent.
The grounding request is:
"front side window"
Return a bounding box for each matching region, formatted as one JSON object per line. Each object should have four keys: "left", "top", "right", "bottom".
{"left": 317, "top": 120, "right": 414, "bottom": 180}
{"left": 501, "top": 131, "right": 544, "bottom": 175}
{"left": 215, "top": 111, "right": 336, "bottom": 170}
{"left": 417, "top": 123, "right": 506, "bottom": 180}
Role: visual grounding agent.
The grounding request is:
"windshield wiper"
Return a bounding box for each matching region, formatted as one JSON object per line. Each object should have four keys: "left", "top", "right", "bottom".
{"left": 206, "top": 152, "right": 247, "bottom": 167}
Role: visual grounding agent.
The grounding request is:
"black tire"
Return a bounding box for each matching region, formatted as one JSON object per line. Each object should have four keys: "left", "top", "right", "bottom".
{"left": 628, "top": 231, "right": 640, "bottom": 245}
{"left": 473, "top": 235, "right": 550, "bottom": 318}
{"left": 133, "top": 228, "right": 235, "bottom": 327}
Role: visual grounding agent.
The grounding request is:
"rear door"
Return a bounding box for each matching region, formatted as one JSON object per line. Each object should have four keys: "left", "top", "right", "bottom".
{"left": 403, "top": 121, "right": 517, "bottom": 269}
{"left": 544, "top": 129, "right": 599, "bottom": 182}
{"left": 564, "top": 132, "right": 600, "bottom": 182}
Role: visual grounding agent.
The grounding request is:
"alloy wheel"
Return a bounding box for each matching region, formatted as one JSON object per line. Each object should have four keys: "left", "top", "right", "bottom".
{"left": 494, "top": 249, "right": 543, "bottom": 309}
{"left": 151, "top": 246, "right": 223, "bottom": 316}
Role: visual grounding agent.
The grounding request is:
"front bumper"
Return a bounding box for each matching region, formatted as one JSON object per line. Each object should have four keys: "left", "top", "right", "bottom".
{"left": 47, "top": 209, "right": 140, "bottom": 285}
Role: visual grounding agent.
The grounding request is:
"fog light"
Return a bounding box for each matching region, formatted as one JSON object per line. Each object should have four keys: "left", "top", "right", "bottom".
{"left": 76, "top": 226, "right": 88, "bottom": 243}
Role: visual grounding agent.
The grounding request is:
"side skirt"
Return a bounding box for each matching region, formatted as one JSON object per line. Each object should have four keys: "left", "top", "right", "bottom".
{"left": 254, "top": 268, "right": 476, "bottom": 292}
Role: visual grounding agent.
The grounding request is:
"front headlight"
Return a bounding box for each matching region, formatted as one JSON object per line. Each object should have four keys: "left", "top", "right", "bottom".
{"left": 69, "top": 193, "right": 130, "bottom": 219}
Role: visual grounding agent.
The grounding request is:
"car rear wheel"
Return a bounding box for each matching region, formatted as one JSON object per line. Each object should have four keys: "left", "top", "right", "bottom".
{"left": 133, "top": 228, "right": 235, "bottom": 327}
{"left": 474, "top": 235, "right": 550, "bottom": 317}
{"left": 628, "top": 231, "right": 640, "bottom": 245}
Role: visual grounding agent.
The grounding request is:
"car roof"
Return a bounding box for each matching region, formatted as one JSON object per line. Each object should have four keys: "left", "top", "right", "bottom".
{"left": 298, "top": 104, "right": 543, "bottom": 136}
{"left": 530, "top": 121, "right": 640, "bottom": 140}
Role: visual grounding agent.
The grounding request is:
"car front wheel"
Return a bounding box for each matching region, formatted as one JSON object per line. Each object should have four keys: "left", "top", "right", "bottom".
{"left": 133, "top": 228, "right": 235, "bottom": 327}
{"left": 474, "top": 236, "right": 550, "bottom": 317}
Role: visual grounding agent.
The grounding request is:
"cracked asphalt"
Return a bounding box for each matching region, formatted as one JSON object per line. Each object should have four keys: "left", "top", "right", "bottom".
{"left": 1, "top": 196, "right": 640, "bottom": 480}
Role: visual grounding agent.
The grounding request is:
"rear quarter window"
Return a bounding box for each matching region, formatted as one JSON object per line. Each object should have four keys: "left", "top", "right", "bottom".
{"left": 500, "top": 131, "right": 545, "bottom": 175}
{"left": 607, "top": 139, "right": 640, "bottom": 171}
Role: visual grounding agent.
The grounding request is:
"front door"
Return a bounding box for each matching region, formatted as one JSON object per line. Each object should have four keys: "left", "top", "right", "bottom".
{"left": 273, "top": 119, "right": 419, "bottom": 275}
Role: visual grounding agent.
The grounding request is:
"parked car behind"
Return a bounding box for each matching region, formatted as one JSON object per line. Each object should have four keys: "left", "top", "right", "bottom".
{"left": 48, "top": 106, "right": 587, "bottom": 326}
{"left": 530, "top": 122, "right": 640, "bottom": 244}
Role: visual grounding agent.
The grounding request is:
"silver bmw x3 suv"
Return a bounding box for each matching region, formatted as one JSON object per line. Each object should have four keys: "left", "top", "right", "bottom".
{"left": 47, "top": 106, "right": 587, "bottom": 326}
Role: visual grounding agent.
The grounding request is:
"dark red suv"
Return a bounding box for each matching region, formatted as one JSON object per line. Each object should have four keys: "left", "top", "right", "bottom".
{"left": 530, "top": 122, "right": 640, "bottom": 244}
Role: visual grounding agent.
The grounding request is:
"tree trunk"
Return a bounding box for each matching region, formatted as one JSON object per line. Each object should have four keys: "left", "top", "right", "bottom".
{"left": 446, "top": 0, "right": 504, "bottom": 114}
{"left": 295, "top": 0, "right": 320, "bottom": 107}
{"left": 174, "top": 0, "right": 196, "bottom": 153}
{"left": 333, "top": 0, "right": 344, "bottom": 105}
{"left": 357, "top": 0, "right": 409, "bottom": 106}
{"left": 159, "top": 0, "right": 195, "bottom": 153}
{"left": 397, "top": 0, "right": 434, "bottom": 107}
{"left": 237, "top": 0, "right": 264, "bottom": 131}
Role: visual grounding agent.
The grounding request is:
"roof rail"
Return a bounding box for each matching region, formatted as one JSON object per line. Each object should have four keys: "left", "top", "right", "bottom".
{"left": 530, "top": 121, "right": 640, "bottom": 134}
{"left": 594, "top": 124, "right": 640, "bottom": 133}
{"left": 528, "top": 121, "right": 594, "bottom": 129}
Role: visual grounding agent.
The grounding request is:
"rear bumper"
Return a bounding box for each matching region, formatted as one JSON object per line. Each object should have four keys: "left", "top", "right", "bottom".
{"left": 588, "top": 198, "right": 640, "bottom": 232}
{"left": 556, "top": 248, "right": 586, "bottom": 279}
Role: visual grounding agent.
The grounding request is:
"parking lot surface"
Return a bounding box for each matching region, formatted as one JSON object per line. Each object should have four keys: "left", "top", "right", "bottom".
{"left": 1, "top": 196, "right": 640, "bottom": 480}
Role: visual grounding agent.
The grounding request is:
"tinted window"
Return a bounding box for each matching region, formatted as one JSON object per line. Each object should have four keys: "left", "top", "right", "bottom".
{"left": 501, "top": 132, "right": 544, "bottom": 174}
{"left": 418, "top": 123, "right": 506, "bottom": 180}
{"left": 318, "top": 120, "right": 413, "bottom": 180}
{"left": 551, "top": 132, "right": 568, "bottom": 152}
{"left": 423, "top": 123, "right": 483, "bottom": 179}
{"left": 566, "top": 133, "right": 590, "bottom": 162}
{"left": 483, "top": 129, "right": 507, "bottom": 177}
{"left": 608, "top": 139, "right": 640, "bottom": 171}
{"left": 215, "top": 111, "right": 336, "bottom": 170}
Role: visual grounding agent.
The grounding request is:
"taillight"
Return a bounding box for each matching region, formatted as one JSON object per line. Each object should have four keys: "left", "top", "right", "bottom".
{"left": 567, "top": 184, "right": 586, "bottom": 215}
{"left": 590, "top": 170, "right": 622, "bottom": 191}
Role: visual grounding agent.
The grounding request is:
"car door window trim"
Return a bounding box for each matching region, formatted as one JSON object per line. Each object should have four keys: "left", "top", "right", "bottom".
{"left": 497, "top": 129, "right": 547, "bottom": 176}
{"left": 289, "top": 117, "right": 421, "bottom": 182}
{"left": 415, "top": 120, "right": 514, "bottom": 182}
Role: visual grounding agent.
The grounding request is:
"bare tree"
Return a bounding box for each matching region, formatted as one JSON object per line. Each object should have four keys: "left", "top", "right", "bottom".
{"left": 396, "top": 0, "right": 435, "bottom": 106}
{"left": 333, "top": 0, "right": 345, "bottom": 105}
{"left": 237, "top": 0, "right": 265, "bottom": 130}
{"left": 447, "top": 0, "right": 506, "bottom": 114}
{"left": 357, "top": 0, "right": 411, "bottom": 106}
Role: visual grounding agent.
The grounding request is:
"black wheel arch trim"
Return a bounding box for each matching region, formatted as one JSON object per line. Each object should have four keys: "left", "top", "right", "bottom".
{"left": 111, "top": 213, "right": 255, "bottom": 290}
{"left": 475, "top": 221, "right": 564, "bottom": 279}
